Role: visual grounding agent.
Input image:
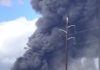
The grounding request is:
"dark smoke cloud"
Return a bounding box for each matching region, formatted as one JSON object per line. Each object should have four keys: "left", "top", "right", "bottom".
{"left": 12, "top": 0, "right": 100, "bottom": 70}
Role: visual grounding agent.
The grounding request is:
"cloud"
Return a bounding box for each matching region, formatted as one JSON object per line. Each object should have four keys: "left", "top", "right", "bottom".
{"left": 0, "top": 0, "right": 12, "bottom": 6}
{"left": 0, "top": 17, "right": 38, "bottom": 70}
{"left": 0, "top": 0, "right": 24, "bottom": 6}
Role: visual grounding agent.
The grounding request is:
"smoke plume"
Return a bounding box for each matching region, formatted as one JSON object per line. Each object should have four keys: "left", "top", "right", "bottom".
{"left": 12, "top": 0, "right": 100, "bottom": 70}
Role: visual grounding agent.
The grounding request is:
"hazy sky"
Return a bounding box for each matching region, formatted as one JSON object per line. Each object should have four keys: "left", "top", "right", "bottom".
{"left": 0, "top": 0, "right": 39, "bottom": 70}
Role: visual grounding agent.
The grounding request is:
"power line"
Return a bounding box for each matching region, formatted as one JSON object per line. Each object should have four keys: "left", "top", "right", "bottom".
{"left": 70, "top": 26, "right": 99, "bottom": 36}
{"left": 59, "top": 26, "right": 99, "bottom": 36}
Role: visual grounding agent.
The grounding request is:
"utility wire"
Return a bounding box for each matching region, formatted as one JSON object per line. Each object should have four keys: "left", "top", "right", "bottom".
{"left": 59, "top": 26, "right": 99, "bottom": 36}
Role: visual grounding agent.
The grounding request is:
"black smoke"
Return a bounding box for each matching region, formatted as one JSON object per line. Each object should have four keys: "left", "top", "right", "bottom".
{"left": 12, "top": 0, "right": 100, "bottom": 70}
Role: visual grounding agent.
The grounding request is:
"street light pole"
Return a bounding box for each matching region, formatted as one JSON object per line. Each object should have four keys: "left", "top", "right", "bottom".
{"left": 65, "top": 17, "right": 69, "bottom": 70}
{"left": 66, "top": 17, "right": 76, "bottom": 70}
{"left": 59, "top": 17, "right": 70, "bottom": 70}
{"left": 59, "top": 17, "right": 76, "bottom": 70}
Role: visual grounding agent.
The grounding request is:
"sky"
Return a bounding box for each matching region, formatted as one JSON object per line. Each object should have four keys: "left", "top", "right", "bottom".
{"left": 0, "top": 0, "right": 40, "bottom": 22}
{"left": 0, "top": 0, "right": 40, "bottom": 70}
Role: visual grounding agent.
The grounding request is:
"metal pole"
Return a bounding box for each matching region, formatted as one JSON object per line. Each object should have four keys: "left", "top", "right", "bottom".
{"left": 65, "top": 17, "right": 68, "bottom": 70}
{"left": 59, "top": 17, "right": 76, "bottom": 70}
{"left": 59, "top": 17, "right": 71, "bottom": 70}
{"left": 65, "top": 17, "right": 76, "bottom": 70}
